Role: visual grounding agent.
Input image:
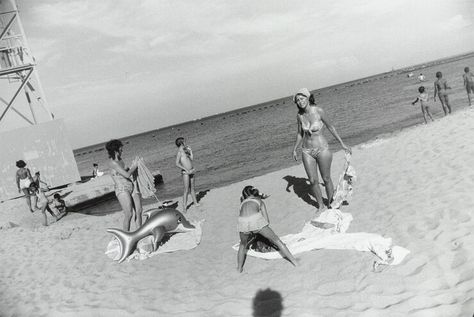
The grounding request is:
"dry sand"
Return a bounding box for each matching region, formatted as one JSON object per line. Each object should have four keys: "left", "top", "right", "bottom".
{"left": 1, "top": 109, "right": 474, "bottom": 317}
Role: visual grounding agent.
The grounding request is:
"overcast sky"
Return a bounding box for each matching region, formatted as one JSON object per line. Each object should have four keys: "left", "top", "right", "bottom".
{"left": 3, "top": 0, "right": 474, "bottom": 148}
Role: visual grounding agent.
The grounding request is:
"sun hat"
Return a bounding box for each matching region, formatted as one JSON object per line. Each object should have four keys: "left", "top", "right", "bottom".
{"left": 293, "top": 88, "right": 311, "bottom": 102}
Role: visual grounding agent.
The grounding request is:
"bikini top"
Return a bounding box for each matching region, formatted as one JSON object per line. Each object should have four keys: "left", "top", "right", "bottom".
{"left": 240, "top": 198, "right": 262, "bottom": 210}
{"left": 299, "top": 113, "right": 324, "bottom": 135}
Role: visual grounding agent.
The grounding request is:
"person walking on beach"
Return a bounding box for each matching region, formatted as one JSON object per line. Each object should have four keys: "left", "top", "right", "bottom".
{"left": 106, "top": 139, "right": 143, "bottom": 231}
{"left": 32, "top": 171, "right": 49, "bottom": 190}
{"left": 29, "top": 182, "right": 58, "bottom": 226}
{"left": 463, "top": 67, "right": 474, "bottom": 106}
{"left": 237, "top": 186, "right": 298, "bottom": 273}
{"left": 292, "top": 88, "right": 351, "bottom": 213}
{"left": 434, "top": 71, "right": 452, "bottom": 115}
{"left": 412, "top": 86, "right": 435, "bottom": 124}
{"left": 15, "top": 160, "right": 35, "bottom": 212}
{"left": 175, "top": 137, "right": 199, "bottom": 212}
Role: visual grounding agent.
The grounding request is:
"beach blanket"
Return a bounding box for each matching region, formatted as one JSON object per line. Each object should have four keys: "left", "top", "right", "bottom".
{"left": 232, "top": 209, "right": 410, "bottom": 266}
{"left": 105, "top": 220, "right": 203, "bottom": 261}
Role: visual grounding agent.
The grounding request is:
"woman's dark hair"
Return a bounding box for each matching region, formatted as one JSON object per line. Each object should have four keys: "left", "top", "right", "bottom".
{"left": 53, "top": 193, "right": 61, "bottom": 199}
{"left": 29, "top": 182, "right": 38, "bottom": 190}
{"left": 464, "top": 67, "right": 469, "bottom": 73}
{"left": 16, "top": 160, "right": 26, "bottom": 168}
{"left": 175, "top": 137, "right": 185, "bottom": 147}
{"left": 105, "top": 139, "right": 123, "bottom": 159}
{"left": 418, "top": 86, "right": 425, "bottom": 93}
{"left": 242, "top": 185, "right": 260, "bottom": 199}
{"left": 436, "top": 71, "right": 442, "bottom": 78}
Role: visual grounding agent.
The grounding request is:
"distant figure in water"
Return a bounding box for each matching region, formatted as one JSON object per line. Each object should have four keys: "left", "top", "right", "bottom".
{"left": 292, "top": 88, "right": 351, "bottom": 213}
{"left": 412, "top": 86, "right": 434, "bottom": 124}
{"left": 15, "top": 160, "right": 35, "bottom": 212}
{"left": 418, "top": 73, "right": 425, "bottom": 82}
{"left": 237, "top": 186, "right": 298, "bottom": 272}
{"left": 106, "top": 139, "right": 143, "bottom": 231}
{"left": 463, "top": 67, "right": 474, "bottom": 106}
{"left": 434, "top": 71, "right": 452, "bottom": 115}
{"left": 175, "top": 137, "right": 199, "bottom": 212}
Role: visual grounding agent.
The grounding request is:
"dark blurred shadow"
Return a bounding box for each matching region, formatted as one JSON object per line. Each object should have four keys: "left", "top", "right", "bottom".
{"left": 252, "top": 288, "right": 283, "bottom": 317}
{"left": 283, "top": 175, "right": 319, "bottom": 208}
{"left": 196, "top": 189, "right": 210, "bottom": 202}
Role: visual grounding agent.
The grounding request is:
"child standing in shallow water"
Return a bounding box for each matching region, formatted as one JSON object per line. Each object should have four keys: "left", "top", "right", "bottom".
{"left": 412, "top": 86, "right": 434, "bottom": 124}
{"left": 175, "top": 137, "right": 199, "bottom": 212}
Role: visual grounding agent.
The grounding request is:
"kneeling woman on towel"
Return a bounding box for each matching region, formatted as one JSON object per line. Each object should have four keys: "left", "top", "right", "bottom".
{"left": 237, "top": 186, "right": 298, "bottom": 272}
{"left": 106, "top": 139, "right": 143, "bottom": 231}
{"left": 292, "top": 88, "right": 351, "bottom": 212}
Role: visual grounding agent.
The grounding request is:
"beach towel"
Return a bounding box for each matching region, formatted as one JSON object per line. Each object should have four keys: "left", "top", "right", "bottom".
{"left": 136, "top": 157, "right": 160, "bottom": 201}
{"left": 232, "top": 209, "right": 410, "bottom": 266}
{"left": 330, "top": 153, "right": 356, "bottom": 209}
{"left": 105, "top": 220, "right": 203, "bottom": 262}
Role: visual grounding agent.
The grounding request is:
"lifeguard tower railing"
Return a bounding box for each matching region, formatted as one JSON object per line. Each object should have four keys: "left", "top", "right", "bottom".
{"left": 0, "top": 0, "right": 80, "bottom": 201}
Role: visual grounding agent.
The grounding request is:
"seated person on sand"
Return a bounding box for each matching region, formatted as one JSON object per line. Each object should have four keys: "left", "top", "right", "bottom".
{"left": 15, "top": 160, "right": 35, "bottom": 212}
{"left": 175, "top": 137, "right": 200, "bottom": 212}
{"left": 237, "top": 185, "right": 298, "bottom": 273}
{"left": 51, "top": 193, "right": 67, "bottom": 218}
{"left": 29, "top": 182, "right": 58, "bottom": 226}
{"left": 92, "top": 163, "right": 104, "bottom": 178}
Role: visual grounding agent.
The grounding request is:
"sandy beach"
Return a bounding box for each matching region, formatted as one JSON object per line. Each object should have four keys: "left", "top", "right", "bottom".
{"left": 1, "top": 108, "right": 474, "bottom": 317}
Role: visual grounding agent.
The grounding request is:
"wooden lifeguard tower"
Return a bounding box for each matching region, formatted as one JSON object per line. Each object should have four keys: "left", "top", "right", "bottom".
{"left": 0, "top": 0, "right": 80, "bottom": 201}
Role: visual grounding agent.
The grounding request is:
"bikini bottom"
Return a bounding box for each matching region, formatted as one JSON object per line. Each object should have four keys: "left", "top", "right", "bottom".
{"left": 302, "top": 145, "right": 329, "bottom": 159}
{"left": 238, "top": 213, "right": 269, "bottom": 233}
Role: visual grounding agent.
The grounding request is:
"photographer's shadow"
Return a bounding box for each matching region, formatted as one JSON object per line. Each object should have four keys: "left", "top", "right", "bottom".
{"left": 283, "top": 175, "right": 320, "bottom": 208}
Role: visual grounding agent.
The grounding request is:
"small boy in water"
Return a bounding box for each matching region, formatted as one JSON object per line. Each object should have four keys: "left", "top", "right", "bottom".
{"left": 463, "top": 67, "right": 474, "bottom": 106}
{"left": 412, "top": 86, "right": 435, "bottom": 124}
{"left": 175, "top": 137, "right": 199, "bottom": 212}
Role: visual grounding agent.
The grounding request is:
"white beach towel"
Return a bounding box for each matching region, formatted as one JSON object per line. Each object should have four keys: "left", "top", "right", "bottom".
{"left": 136, "top": 157, "right": 159, "bottom": 201}
{"left": 105, "top": 220, "right": 203, "bottom": 262}
{"left": 232, "top": 209, "right": 410, "bottom": 266}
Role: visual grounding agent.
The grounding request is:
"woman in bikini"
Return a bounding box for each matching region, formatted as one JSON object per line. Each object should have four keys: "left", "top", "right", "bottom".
{"left": 292, "top": 88, "right": 351, "bottom": 212}
{"left": 237, "top": 186, "right": 298, "bottom": 273}
{"left": 15, "top": 160, "right": 35, "bottom": 212}
{"left": 106, "top": 139, "right": 143, "bottom": 231}
{"left": 29, "top": 182, "right": 58, "bottom": 226}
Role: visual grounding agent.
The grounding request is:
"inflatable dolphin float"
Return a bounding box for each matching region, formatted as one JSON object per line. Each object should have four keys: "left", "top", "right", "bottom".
{"left": 107, "top": 208, "right": 195, "bottom": 263}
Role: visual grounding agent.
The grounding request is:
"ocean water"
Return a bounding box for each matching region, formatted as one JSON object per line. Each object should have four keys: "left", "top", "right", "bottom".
{"left": 73, "top": 54, "right": 474, "bottom": 214}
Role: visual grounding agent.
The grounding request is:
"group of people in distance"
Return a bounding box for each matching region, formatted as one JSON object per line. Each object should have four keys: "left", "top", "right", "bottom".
{"left": 411, "top": 67, "right": 474, "bottom": 124}
{"left": 15, "top": 160, "right": 67, "bottom": 226}
{"left": 105, "top": 136, "right": 199, "bottom": 232}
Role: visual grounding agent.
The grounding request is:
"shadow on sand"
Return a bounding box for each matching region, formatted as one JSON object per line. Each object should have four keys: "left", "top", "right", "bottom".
{"left": 252, "top": 288, "right": 283, "bottom": 317}
{"left": 283, "top": 175, "right": 324, "bottom": 208}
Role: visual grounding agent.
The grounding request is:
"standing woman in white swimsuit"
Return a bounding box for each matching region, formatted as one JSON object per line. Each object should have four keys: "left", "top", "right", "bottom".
{"left": 15, "top": 160, "right": 35, "bottom": 212}
{"left": 292, "top": 88, "right": 351, "bottom": 212}
{"left": 105, "top": 139, "right": 142, "bottom": 231}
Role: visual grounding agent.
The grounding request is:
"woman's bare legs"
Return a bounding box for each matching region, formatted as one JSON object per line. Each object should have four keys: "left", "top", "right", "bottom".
{"left": 302, "top": 152, "right": 324, "bottom": 209}
{"left": 258, "top": 226, "right": 298, "bottom": 266}
{"left": 132, "top": 192, "right": 143, "bottom": 228}
{"left": 189, "top": 174, "right": 200, "bottom": 207}
{"left": 443, "top": 95, "right": 452, "bottom": 114}
{"left": 116, "top": 192, "right": 134, "bottom": 231}
{"left": 182, "top": 173, "right": 190, "bottom": 212}
{"left": 237, "top": 232, "right": 250, "bottom": 272}
{"left": 421, "top": 105, "right": 428, "bottom": 124}
{"left": 22, "top": 188, "right": 34, "bottom": 212}
{"left": 317, "top": 150, "right": 334, "bottom": 206}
